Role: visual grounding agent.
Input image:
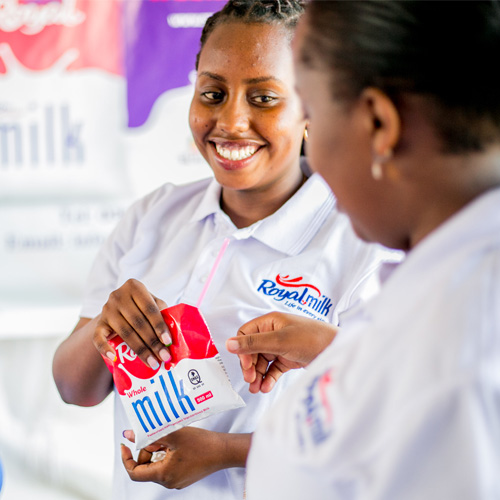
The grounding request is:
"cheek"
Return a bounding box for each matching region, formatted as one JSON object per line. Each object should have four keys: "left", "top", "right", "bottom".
{"left": 188, "top": 105, "right": 212, "bottom": 164}
{"left": 267, "top": 102, "right": 306, "bottom": 145}
{"left": 188, "top": 106, "right": 199, "bottom": 132}
{"left": 307, "top": 119, "right": 371, "bottom": 192}
{"left": 305, "top": 131, "right": 336, "bottom": 182}
{"left": 188, "top": 102, "right": 209, "bottom": 137}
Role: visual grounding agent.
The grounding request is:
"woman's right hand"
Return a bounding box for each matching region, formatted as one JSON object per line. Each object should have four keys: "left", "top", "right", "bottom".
{"left": 226, "top": 312, "right": 338, "bottom": 394}
{"left": 93, "top": 279, "right": 172, "bottom": 370}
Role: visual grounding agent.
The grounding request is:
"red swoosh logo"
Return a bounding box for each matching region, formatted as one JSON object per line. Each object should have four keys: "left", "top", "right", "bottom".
{"left": 276, "top": 274, "right": 321, "bottom": 296}
{"left": 319, "top": 369, "right": 334, "bottom": 424}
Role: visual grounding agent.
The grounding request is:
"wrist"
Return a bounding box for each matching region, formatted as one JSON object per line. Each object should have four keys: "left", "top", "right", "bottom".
{"left": 217, "top": 432, "right": 252, "bottom": 469}
{"left": 307, "top": 323, "right": 338, "bottom": 365}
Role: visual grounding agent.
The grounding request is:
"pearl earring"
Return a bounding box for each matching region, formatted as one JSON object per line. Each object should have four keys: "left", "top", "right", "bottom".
{"left": 371, "top": 161, "right": 383, "bottom": 180}
{"left": 303, "top": 127, "right": 309, "bottom": 142}
{"left": 371, "top": 149, "right": 393, "bottom": 181}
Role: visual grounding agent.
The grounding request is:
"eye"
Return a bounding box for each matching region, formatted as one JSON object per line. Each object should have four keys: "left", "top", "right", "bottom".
{"left": 252, "top": 95, "right": 278, "bottom": 105}
{"left": 201, "top": 91, "right": 224, "bottom": 102}
{"left": 254, "top": 95, "right": 276, "bottom": 103}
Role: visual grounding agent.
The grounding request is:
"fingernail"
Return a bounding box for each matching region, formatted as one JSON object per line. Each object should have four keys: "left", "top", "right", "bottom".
{"left": 161, "top": 333, "right": 172, "bottom": 346}
{"left": 147, "top": 356, "right": 160, "bottom": 370}
{"left": 226, "top": 339, "right": 239, "bottom": 352}
{"left": 122, "top": 430, "right": 133, "bottom": 440}
{"left": 106, "top": 351, "right": 116, "bottom": 362}
{"left": 159, "top": 348, "right": 171, "bottom": 363}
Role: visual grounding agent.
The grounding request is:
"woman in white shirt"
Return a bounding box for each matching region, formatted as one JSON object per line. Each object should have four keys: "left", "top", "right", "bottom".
{"left": 52, "top": 2, "right": 398, "bottom": 499}
{"left": 226, "top": 1, "right": 500, "bottom": 498}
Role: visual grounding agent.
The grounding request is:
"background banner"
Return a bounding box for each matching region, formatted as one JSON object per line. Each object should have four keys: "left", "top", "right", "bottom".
{"left": 0, "top": 0, "right": 223, "bottom": 337}
{"left": 0, "top": 2, "right": 223, "bottom": 499}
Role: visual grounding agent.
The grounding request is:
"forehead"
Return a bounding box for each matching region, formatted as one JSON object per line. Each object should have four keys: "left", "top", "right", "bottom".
{"left": 197, "top": 22, "right": 294, "bottom": 80}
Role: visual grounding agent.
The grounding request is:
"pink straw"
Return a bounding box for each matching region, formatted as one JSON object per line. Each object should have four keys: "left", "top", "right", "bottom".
{"left": 196, "top": 237, "right": 230, "bottom": 308}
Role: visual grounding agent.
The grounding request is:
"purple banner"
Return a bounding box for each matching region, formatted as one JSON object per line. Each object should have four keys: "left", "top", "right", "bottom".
{"left": 123, "top": 0, "right": 225, "bottom": 127}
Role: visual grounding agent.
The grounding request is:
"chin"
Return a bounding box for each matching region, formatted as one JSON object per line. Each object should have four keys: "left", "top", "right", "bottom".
{"left": 352, "top": 227, "right": 372, "bottom": 244}
{"left": 349, "top": 220, "right": 378, "bottom": 245}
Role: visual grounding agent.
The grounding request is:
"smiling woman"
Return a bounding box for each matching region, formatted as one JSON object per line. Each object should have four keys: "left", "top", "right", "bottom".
{"left": 52, "top": 2, "right": 401, "bottom": 500}
{"left": 189, "top": 20, "right": 306, "bottom": 227}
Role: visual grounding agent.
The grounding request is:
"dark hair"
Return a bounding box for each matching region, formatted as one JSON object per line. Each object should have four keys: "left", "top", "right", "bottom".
{"left": 301, "top": 0, "right": 500, "bottom": 153}
{"left": 195, "top": 0, "right": 305, "bottom": 69}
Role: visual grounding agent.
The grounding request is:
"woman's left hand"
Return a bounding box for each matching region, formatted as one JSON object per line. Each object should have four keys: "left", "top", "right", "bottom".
{"left": 121, "top": 427, "right": 251, "bottom": 489}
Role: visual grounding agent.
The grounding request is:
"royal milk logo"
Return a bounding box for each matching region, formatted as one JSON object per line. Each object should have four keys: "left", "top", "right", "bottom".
{"left": 257, "top": 274, "right": 333, "bottom": 321}
{"left": 297, "top": 368, "right": 335, "bottom": 450}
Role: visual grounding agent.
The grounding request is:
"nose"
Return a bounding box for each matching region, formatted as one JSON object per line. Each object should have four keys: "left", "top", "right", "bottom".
{"left": 216, "top": 96, "right": 250, "bottom": 135}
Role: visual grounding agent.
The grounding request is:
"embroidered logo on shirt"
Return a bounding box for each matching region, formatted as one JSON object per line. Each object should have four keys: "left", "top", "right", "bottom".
{"left": 257, "top": 274, "right": 333, "bottom": 320}
{"left": 296, "top": 368, "right": 335, "bottom": 450}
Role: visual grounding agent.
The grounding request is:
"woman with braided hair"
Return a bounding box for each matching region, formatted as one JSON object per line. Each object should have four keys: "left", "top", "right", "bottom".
{"left": 53, "top": 1, "right": 399, "bottom": 498}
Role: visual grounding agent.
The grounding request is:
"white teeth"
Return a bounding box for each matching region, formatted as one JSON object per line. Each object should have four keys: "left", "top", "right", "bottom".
{"left": 215, "top": 144, "right": 257, "bottom": 161}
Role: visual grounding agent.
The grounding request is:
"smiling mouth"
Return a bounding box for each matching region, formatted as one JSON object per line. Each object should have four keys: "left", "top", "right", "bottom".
{"left": 214, "top": 143, "right": 259, "bottom": 161}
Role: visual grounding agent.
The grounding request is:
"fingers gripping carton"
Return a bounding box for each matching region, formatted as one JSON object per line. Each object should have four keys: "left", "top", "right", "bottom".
{"left": 103, "top": 303, "right": 245, "bottom": 449}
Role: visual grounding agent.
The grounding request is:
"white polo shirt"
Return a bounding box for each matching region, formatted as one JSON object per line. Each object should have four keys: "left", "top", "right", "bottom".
{"left": 81, "top": 169, "right": 401, "bottom": 500}
{"left": 246, "top": 187, "right": 500, "bottom": 500}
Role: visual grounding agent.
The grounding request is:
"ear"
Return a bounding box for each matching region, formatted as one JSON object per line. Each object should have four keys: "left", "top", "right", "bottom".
{"left": 360, "top": 87, "right": 401, "bottom": 156}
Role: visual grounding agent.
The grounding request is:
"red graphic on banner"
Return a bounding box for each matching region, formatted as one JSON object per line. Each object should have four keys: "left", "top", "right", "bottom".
{"left": 0, "top": 0, "right": 122, "bottom": 75}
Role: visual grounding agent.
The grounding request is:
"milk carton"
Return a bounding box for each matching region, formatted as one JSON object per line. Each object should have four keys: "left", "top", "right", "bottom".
{"left": 103, "top": 303, "right": 245, "bottom": 449}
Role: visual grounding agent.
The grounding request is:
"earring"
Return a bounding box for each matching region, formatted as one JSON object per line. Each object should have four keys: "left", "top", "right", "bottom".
{"left": 371, "top": 149, "right": 393, "bottom": 181}
{"left": 303, "top": 126, "right": 309, "bottom": 142}
{"left": 371, "top": 161, "right": 383, "bottom": 180}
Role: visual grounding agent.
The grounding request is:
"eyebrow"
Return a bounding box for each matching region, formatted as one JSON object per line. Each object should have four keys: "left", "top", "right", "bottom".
{"left": 198, "top": 71, "right": 284, "bottom": 85}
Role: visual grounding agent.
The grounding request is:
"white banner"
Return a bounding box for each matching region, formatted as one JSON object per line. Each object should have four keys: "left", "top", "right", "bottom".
{"left": 0, "top": 0, "right": 222, "bottom": 337}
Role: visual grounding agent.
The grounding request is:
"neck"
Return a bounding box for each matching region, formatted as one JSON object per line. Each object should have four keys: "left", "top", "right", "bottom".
{"left": 408, "top": 146, "right": 500, "bottom": 248}
{"left": 220, "top": 168, "right": 306, "bottom": 229}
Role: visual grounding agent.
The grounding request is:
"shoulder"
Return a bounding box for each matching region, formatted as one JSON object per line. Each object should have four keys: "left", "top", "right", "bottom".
{"left": 117, "top": 177, "right": 213, "bottom": 229}
{"left": 104, "top": 176, "right": 214, "bottom": 248}
{"left": 130, "top": 177, "right": 214, "bottom": 218}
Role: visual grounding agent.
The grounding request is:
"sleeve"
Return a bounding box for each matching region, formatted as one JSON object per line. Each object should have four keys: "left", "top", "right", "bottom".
{"left": 363, "top": 373, "right": 500, "bottom": 500}
{"left": 337, "top": 248, "right": 403, "bottom": 326}
{"left": 363, "top": 253, "right": 500, "bottom": 499}
{"left": 78, "top": 196, "right": 149, "bottom": 319}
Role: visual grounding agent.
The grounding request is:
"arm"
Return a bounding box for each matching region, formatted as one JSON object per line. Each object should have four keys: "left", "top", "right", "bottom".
{"left": 53, "top": 316, "right": 114, "bottom": 407}
{"left": 121, "top": 427, "right": 251, "bottom": 490}
{"left": 226, "top": 312, "right": 338, "bottom": 394}
{"left": 52, "top": 279, "right": 171, "bottom": 407}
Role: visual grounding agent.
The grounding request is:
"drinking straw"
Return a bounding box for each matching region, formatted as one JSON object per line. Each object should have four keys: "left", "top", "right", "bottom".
{"left": 196, "top": 237, "right": 230, "bottom": 308}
